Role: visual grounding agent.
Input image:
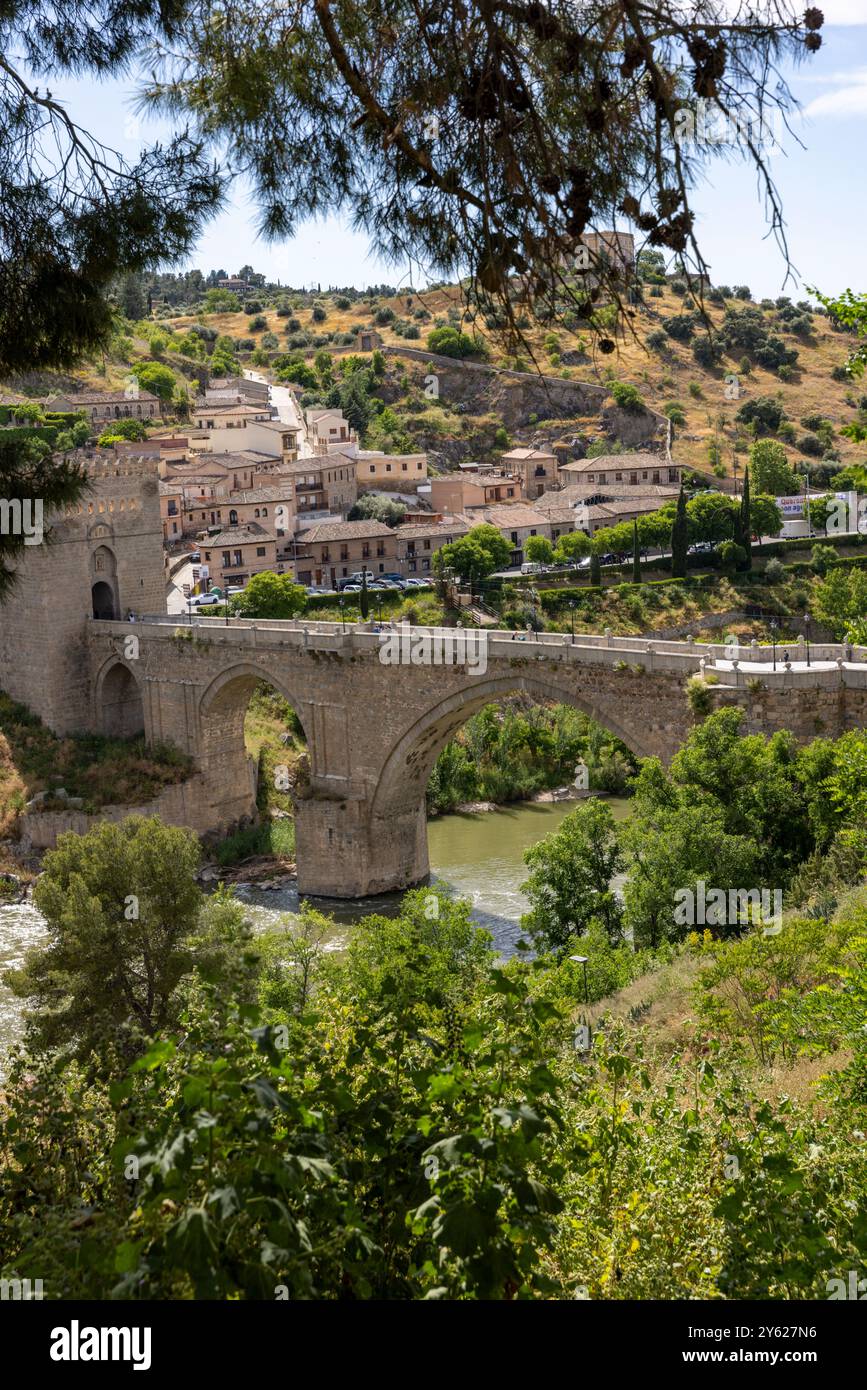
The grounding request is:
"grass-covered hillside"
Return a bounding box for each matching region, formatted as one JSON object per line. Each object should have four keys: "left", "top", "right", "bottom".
{"left": 3, "top": 274, "right": 865, "bottom": 486}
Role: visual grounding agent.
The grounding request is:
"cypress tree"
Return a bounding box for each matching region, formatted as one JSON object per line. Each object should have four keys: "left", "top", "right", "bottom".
{"left": 740, "top": 465, "right": 752, "bottom": 571}
{"left": 360, "top": 567, "right": 370, "bottom": 619}
{"left": 589, "top": 550, "right": 601, "bottom": 586}
{"left": 671, "top": 483, "right": 688, "bottom": 579}
{"left": 632, "top": 518, "right": 641, "bottom": 583}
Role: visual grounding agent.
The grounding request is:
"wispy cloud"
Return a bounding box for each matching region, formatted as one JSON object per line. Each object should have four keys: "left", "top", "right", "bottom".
{"left": 802, "top": 65, "right": 867, "bottom": 118}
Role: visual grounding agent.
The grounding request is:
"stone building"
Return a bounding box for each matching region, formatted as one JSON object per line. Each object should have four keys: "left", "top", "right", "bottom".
{"left": 293, "top": 519, "right": 396, "bottom": 587}
{"left": 499, "top": 447, "right": 559, "bottom": 499}
{"left": 0, "top": 450, "right": 164, "bottom": 734}
{"left": 41, "top": 389, "right": 162, "bottom": 423}
{"left": 200, "top": 522, "right": 277, "bottom": 589}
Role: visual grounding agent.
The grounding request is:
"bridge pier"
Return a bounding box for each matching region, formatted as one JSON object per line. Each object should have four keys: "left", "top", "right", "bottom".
{"left": 294, "top": 794, "right": 428, "bottom": 899}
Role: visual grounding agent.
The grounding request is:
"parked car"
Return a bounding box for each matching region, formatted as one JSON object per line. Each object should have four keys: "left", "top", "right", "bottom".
{"left": 341, "top": 583, "right": 362, "bottom": 592}
{"left": 381, "top": 573, "right": 406, "bottom": 586}
{"left": 404, "top": 577, "right": 429, "bottom": 588}
{"left": 188, "top": 550, "right": 201, "bottom": 563}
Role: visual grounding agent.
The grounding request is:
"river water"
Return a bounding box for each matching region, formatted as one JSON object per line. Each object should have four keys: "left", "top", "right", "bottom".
{"left": 0, "top": 797, "right": 630, "bottom": 1059}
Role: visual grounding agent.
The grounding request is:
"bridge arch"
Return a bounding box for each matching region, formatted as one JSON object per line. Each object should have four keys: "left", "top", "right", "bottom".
{"left": 94, "top": 657, "right": 145, "bottom": 738}
{"left": 370, "top": 672, "right": 654, "bottom": 823}
{"left": 197, "top": 662, "right": 311, "bottom": 832}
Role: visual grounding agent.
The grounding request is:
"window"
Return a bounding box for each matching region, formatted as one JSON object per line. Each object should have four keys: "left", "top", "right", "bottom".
{"left": 386, "top": 464, "right": 392, "bottom": 472}
{"left": 510, "top": 531, "right": 518, "bottom": 545}
{"left": 254, "top": 508, "right": 260, "bottom": 518}
{"left": 652, "top": 471, "right": 660, "bottom": 483}
{"left": 615, "top": 472, "right": 622, "bottom": 482}
{"left": 361, "top": 544, "right": 369, "bottom": 558}
{"left": 204, "top": 552, "right": 211, "bottom": 562}
{"left": 642, "top": 471, "right": 648, "bottom": 479}
{"left": 262, "top": 508, "right": 268, "bottom": 517}
{"left": 221, "top": 551, "right": 231, "bottom": 568}
{"left": 229, "top": 510, "right": 238, "bottom": 525}
{"left": 417, "top": 461, "right": 422, "bottom": 469}
{"left": 422, "top": 558, "right": 430, "bottom": 570}
{"left": 171, "top": 522, "right": 178, "bottom": 534}
{"left": 423, "top": 539, "right": 430, "bottom": 550}
{"left": 407, "top": 541, "right": 416, "bottom": 555}
{"left": 369, "top": 465, "right": 376, "bottom": 473}
{"left": 630, "top": 473, "right": 638, "bottom": 484}
{"left": 256, "top": 547, "right": 266, "bottom": 557}
{"left": 507, "top": 488, "right": 514, "bottom": 497}
{"left": 377, "top": 544, "right": 385, "bottom": 556}
{"left": 402, "top": 462, "right": 407, "bottom": 471}
{"left": 341, "top": 545, "right": 350, "bottom": 560}
{"left": 233, "top": 550, "right": 242, "bottom": 567}
{"left": 408, "top": 559, "right": 417, "bottom": 572}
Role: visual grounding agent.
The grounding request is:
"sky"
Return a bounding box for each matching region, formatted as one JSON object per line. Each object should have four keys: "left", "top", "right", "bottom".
{"left": 41, "top": 3, "right": 867, "bottom": 300}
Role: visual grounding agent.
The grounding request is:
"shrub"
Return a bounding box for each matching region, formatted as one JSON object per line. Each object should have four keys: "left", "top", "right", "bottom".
{"left": 661, "top": 313, "right": 695, "bottom": 342}
{"left": 646, "top": 329, "right": 668, "bottom": 351}
{"left": 736, "top": 396, "right": 786, "bottom": 434}
{"left": 609, "top": 380, "right": 644, "bottom": 412}
{"left": 763, "top": 557, "right": 785, "bottom": 584}
{"left": 248, "top": 315, "right": 267, "bottom": 332}
{"left": 798, "top": 432, "right": 824, "bottom": 457}
{"left": 692, "top": 336, "right": 724, "bottom": 368}
{"left": 810, "top": 544, "right": 838, "bottom": 576}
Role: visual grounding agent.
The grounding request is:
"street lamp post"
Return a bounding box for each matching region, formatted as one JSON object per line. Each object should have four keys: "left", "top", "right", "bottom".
{"left": 569, "top": 954, "right": 590, "bottom": 1005}
{"left": 770, "top": 617, "right": 779, "bottom": 671}
{"left": 569, "top": 598, "right": 576, "bottom": 642}
{"left": 339, "top": 596, "right": 346, "bottom": 632}
{"left": 804, "top": 611, "right": 811, "bottom": 668}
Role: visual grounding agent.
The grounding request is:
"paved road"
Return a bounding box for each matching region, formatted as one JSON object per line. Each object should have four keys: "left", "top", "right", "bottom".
{"left": 245, "top": 369, "right": 311, "bottom": 456}
{"left": 166, "top": 560, "right": 198, "bottom": 614}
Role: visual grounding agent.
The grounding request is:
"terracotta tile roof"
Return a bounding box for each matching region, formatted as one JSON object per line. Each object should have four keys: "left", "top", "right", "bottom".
{"left": 203, "top": 522, "right": 276, "bottom": 546}
{"left": 298, "top": 520, "right": 394, "bottom": 542}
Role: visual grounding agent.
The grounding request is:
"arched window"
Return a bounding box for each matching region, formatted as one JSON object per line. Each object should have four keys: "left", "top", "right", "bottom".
{"left": 229, "top": 509, "right": 238, "bottom": 525}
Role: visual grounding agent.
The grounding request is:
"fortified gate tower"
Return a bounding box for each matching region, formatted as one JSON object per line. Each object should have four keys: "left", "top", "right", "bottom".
{"left": 0, "top": 450, "right": 165, "bottom": 735}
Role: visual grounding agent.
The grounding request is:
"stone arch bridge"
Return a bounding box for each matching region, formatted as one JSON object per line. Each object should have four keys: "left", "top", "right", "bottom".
{"left": 88, "top": 617, "right": 867, "bottom": 898}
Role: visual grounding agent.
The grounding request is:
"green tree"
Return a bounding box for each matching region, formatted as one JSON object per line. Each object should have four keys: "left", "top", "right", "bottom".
{"left": 670, "top": 483, "right": 688, "bottom": 578}
{"left": 748, "top": 438, "right": 799, "bottom": 496}
{"left": 812, "top": 566, "right": 867, "bottom": 641}
{"left": 0, "top": 435, "right": 84, "bottom": 600}
{"left": 204, "top": 288, "right": 241, "bottom": 312}
{"left": 554, "top": 529, "right": 591, "bottom": 564}
{"left": 524, "top": 535, "right": 554, "bottom": 566}
{"left": 3, "top": 817, "right": 220, "bottom": 1059}
{"left": 589, "top": 550, "right": 601, "bottom": 585}
{"left": 521, "top": 799, "right": 623, "bottom": 953}
{"left": 97, "top": 417, "right": 148, "bottom": 444}
{"left": 131, "top": 361, "right": 176, "bottom": 404}
{"left": 232, "top": 571, "right": 308, "bottom": 619}
{"left": 426, "top": 326, "right": 482, "bottom": 358}
{"left": 360, "top": 567, "right": 370, "bottom": 619}
{"left": 749, "top": 491, "right": 783, "bottom": 539}
{"left": 435, "top": 525, "right": 512, "bottom": 589}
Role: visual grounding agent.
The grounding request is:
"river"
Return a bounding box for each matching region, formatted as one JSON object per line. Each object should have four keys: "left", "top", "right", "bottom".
{"left": 0, "top": 797, "right": 630, "bottom": 1060}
